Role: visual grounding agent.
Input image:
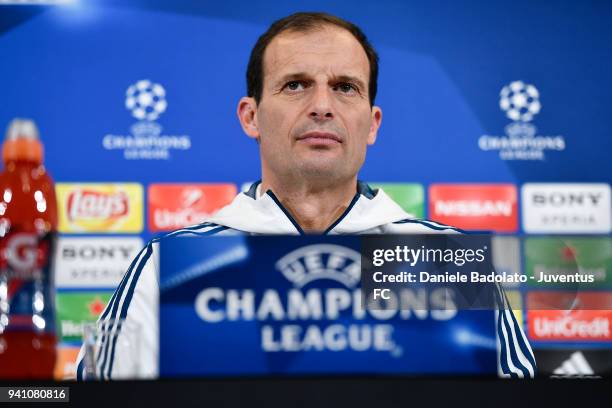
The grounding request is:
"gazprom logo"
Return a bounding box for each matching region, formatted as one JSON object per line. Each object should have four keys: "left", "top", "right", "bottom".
{"left": 275, "top": 245, "right": 361, "bottom": 288}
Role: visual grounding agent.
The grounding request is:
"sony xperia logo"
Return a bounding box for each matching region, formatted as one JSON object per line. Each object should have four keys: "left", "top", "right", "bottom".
{"left": 531, "top": 192, "right": 604, "bottom": 207}
{"left": 522, "top": 184, "right": 611, "bottom": 233}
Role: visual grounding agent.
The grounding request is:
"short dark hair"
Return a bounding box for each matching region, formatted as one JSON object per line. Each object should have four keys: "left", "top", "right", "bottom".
{"left": 246, "top": 12, "right": 379, "bottom": 106}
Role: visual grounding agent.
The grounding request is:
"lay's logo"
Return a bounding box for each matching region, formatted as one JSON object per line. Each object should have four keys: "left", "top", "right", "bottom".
{"left": 67, "top": 190, "right": 129, "bottom": 221}
{"left": 57, "top": 183, "right": 143, "bottom": 233}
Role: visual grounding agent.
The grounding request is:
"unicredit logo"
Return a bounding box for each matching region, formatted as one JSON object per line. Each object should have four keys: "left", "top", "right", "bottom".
{"left": 153, "top": 188, "right": 208, "bottom": 228}
{"left": 429, "top": 184, "right": 518, "bottom": 232}
{"left": 154, "top": 209, "right": 209, "bottom": 230}
{"left": 67, "top": 190, "right": 129, "bottom": 221}
{"left": 148, "top": 184, "right": 236, "bottom": 232}
{"left": 531, "top": 315, "right": 610, "bottom": 340}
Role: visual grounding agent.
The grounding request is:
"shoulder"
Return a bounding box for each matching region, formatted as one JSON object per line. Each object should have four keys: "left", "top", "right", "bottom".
{"left": 382, "top": 218, "right": 466, "bottom": 234}
{"left": 133, "top": 221, "right": 235, "bottom": 279}
{"left": 130, "top": 222, "right": 240, "bottom": 273}
{"left": 157, "top": 221, "right": 234, "bottom": 239}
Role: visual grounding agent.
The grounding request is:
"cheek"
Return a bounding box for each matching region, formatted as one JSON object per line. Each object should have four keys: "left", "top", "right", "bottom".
{"left": 258, "top": 104, "right": 292, "bottom": 140}
{"left": 346, "top": 110, "right": 373, "bottom": 147}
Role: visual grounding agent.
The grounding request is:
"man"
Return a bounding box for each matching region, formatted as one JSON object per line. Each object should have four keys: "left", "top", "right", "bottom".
{"left": 76, "top": 12, "right": 535, "bottom": 380}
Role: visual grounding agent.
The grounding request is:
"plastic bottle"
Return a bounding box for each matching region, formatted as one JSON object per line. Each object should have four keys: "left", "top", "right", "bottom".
{"left": 0, "top": 119, "right": 57, "bottom": 379}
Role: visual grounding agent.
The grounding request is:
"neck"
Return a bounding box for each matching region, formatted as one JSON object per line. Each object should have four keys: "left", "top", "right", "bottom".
{"left": 260, "top": 174, "right": 358, "bottom": 233}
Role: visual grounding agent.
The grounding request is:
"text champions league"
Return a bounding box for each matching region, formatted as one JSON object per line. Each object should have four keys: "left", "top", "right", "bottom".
{"left": 188, "top": 242, "right": 594, "bottom": 355}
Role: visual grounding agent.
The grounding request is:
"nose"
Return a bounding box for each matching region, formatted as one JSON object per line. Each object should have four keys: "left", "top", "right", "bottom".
{"left": 309, "top": 86, "right": 334, "bottom": 121}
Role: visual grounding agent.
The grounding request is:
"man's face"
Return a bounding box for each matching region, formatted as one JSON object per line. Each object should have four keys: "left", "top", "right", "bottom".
{"left": 239, "top": 25, "right": 382, "bottom": 183}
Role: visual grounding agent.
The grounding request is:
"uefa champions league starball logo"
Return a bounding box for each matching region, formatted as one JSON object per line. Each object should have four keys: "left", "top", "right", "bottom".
{"left": 102, "top": 79, "right": 191, "bottom": 160}
{"left": 477, "top": 80, "right": 565, "bottom": 160}
{"left": 499, "top": 80, "right": 541, "bottom": 122}
{"left": 125, "top": 79, "right": 167, "bottom": 121}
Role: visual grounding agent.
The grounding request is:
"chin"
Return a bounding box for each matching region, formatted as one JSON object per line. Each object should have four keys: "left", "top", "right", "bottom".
{"left": 296, "top": 161, "right": 348, "bottom": 180}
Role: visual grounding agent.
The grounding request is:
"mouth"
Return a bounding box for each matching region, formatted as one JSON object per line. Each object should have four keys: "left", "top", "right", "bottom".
{"left": 295, "top": 131, "right": 343, "bottom": 145}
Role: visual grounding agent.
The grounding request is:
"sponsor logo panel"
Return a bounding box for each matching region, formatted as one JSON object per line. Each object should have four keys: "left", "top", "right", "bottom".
{"left": 428, "top": 184, "right": 518, "bottom": 232}
{"left": 148, "top": 184, "right": 237, "bottom": 232}
{"left": 522, "top": 183, "right": 611, "bottom": 233}
{"left": 524, "top": 237, "right": 611, "bottom": 288}
{"left": 527, "top": 292, "right": 612, "bottom": 342}
{"left": 533, "top": 349, "right": 612, "bottom": 377}
{"left": 54, "top": 237, "right": 143, "bottom": 288}
{"left": 527, "top": 310, "right": 612, "bottom": 342}
{"left": 54, "top": 346, "right": 80, "bottom": 380}
{"left": 56, "top": 291, "right": 113, "bottom": 344}
{"left": 370, "top": 183, "right": 424, "bottom": 218}
{"left": 56, "top": 183, "right": 143, "bottom": 233}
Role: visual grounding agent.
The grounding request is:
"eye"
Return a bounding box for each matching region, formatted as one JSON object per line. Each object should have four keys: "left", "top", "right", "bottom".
{"left": 334, "top": 82, "right": 358, "bottom": 94}
{"left": 285, "top": 81, "right": 305, "bottom": 91}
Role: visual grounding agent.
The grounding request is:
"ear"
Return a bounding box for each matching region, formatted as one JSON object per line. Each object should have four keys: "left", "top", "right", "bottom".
{"left": 237, "top": 97, "right": 260, "bottom": 140}
{"left": 367, "top": 106, "right": 382, "bottom": 145}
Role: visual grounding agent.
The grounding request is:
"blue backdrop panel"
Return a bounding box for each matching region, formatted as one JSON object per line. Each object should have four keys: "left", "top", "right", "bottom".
{"left": 159, "top": 236, "right": 497, "bottom": 376}
{"left": 1, "top": 0, "right": 610, "bottom": 190}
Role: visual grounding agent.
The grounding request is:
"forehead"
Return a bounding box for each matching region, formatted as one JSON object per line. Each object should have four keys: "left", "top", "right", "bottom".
{"left": 263, "top": 26, "right": 370, "bottom": 82}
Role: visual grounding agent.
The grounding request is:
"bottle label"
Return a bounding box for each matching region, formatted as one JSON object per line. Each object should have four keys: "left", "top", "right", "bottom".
{"left": 0, "top": 231, "right": 56, "bottom": 334}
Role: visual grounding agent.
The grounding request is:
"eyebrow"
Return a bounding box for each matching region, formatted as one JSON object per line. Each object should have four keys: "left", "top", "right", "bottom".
{"left": 273, "top": 72, "right": 309, "bottom": 89}
{"left": 273, "top": 72, "right": 367, "bottom": 93}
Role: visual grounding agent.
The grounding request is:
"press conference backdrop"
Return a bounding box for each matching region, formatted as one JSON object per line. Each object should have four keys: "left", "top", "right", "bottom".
{"left": 0, "top": 0, "right": 610, "bottom": 378}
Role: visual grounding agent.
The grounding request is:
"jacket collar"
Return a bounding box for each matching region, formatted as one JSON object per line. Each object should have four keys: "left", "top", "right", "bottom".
{"left": 207, "top": 180, "right": 411, "bottom": 235}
